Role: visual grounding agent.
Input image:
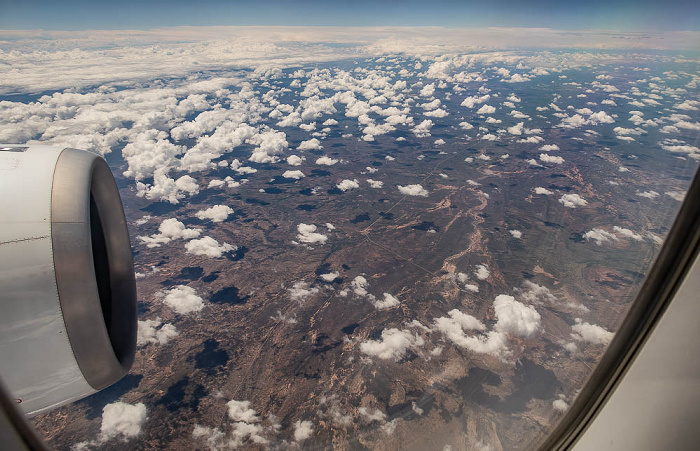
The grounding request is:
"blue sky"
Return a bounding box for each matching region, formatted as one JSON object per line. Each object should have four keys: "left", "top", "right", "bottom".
{"left": 0, "top": 0, "right": 698, "bottom": 31}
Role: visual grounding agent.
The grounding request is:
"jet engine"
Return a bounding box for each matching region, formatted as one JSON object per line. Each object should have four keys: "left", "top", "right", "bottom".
{"left": 0, "top": 145, "right": 136, "bottom": 416}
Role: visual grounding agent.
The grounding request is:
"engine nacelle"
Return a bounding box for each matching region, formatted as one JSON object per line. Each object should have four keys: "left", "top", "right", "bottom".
{"left": 0, "top": 145, "right": 136, "bottom": 416}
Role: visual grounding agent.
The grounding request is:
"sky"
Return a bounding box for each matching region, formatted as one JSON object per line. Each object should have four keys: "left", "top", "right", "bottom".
{"left": 0, "top": 0, "right": 698, "bottom": 32}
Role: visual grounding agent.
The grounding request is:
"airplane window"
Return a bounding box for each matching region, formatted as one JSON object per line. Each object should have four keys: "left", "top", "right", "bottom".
{"left": 1, "top": 3, "right": 698, "bottom": 450}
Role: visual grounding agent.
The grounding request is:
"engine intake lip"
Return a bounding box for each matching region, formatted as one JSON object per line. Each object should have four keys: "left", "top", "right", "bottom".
{"left": 51, "top": 148, "right": 137, "bottom": 390}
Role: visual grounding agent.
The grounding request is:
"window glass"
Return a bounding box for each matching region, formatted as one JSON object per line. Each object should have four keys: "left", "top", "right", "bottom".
{"left": 1, "top": 6, "right": 698, "bottom": 450}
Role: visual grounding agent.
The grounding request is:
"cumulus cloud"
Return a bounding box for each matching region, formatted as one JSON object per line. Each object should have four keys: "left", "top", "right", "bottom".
{"left": 287, "top": 154, "right": 304, "bottom": 166}
{"left": 288, "top": 281, "right": 319, "bottom": 302}
{"left": 474, "top": 264, "right": 490, "bottom": 280}
{"left": 296, "top": 223, "right": 328, "bottom": 244}
{"left": 559, "top": 193, "right": 588, "bottom": 208}
{"left": 359, "top": 328, "right": 424, "bottom": 360}
{"left": 534, "top": 187, "right": 554, "bottom": 195}
{"left": 195, "top": 205, "right": 234, "bottom": 223}
{"left": 137, "top": 318, "right": 179, "bottom": 346}
{"left": 98, "top": 402, "right": 147, "bottom": 443}
{"left": 293, "top": 420, "right": 314, "bottom": 442}
{"left": 138, "top": 218, "right": 201, "bottom": 248}
{"left": 162, "top": 285, "right": 205, "bottom": 314}
{"left": 476, "top": 104, "right": 496, "bottom": 115}
{"left": 319, "top": 271, "right": 340, "bottom": 282}
{"left": 571, "top": 320, "right": 613, "bottom": 346}
{"left": 509, "top": 230, "right": 522, "bottom": 239}
{"left": 373, "top": 293, "right": 400, "bottom": 310}
{"left": 337, "top": 179, "right": 360, "bottom": 191}
{"left": 186, "top": 236, "right": 236, "bottom": 257}
{"left": 412, "top": 119, "right": 434, "bottom": 138}
{"left": 613, "top": 226, "right": 643, "bottom": 241}
{"left": 282, "top": 169, "right": 305, "bottom": 179}
{"left": 492, "top": 295, "right": 541, "bottom": 338}
{"left": 298, "top": 138, "right": 323, "bottom": 150}
{"left": 315, "top": 156, "right": 338, "bottom": 165}
{"left": 367, "top": 179, "right": 384, "bottom": 188}
{"left": 227, "top": 400, "right": 260, "bottom": 423}
{"left": 397, "top": 184, "right": 429, "bottom": 197}
{"left": 539, "top": 153, "right": 564, "bottom": 164}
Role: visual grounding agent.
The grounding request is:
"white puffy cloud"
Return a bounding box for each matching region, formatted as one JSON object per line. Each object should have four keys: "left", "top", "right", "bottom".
{"left": 195, "top": 205, "right": 234, "bottom": 223}
{"left": 412, "top": 119, "right": 434, "bottom": 138}
{"left": 99, "top": 402, "right": 148, "bottom": 442}
{"left": 315, "top": 156, "right": 338, "bottom": 165}
{"left": 571, "top": 320, "right": 613, "bottom": 346}
{"left": 138, "top": 218, "right": 201, "bottom": 248}
{"left": 248, "top": 128, "right": 288, "bottom": 163}
{"left": 637, "top": 190, "right": 660, "bottom": 199}
{"left": 320, "top": 271, "right": 340, "bottom": 282}
{"left": 397, "top": 184, "right": 429, "bottom": 197}
{"left": 420, "top": 83, "right": 435, "bottom": 97}
{"left": 288, "top": 281, "right": 319, "bottom": 301}
{"left": 359, "top": 328, "right": 424, "bottom": 360}
{"left": 461, "top": 94, "right": 490, "bottom": 108}
{"left": 509, "top": 229, "right": 522, "bottom": 239}
{"left": 559, "top": 193, "right": 588, "bottom": 208}
{"left": 493, "top": 295, "right": 541, "bottom": 338}
{"left": 296, "top": 223, "right": 328, "bottom": 244}
{"left": 162, "top": 285, "right": 205, "bottom": 314}
{"left": 583, "top": 228, "right": 618, "bottom": 245}
{"left": 282, "top": 169, "right": 305, "bottom": 179}
{"left": 298, "top": 138, "right": 323, "bottom": 150}
{"left": 539, "top": 153, "right": 565, "bottom": 164}
{"left": 293, "top": 420, "right": 314, "bottom": 442}
{"left": 373, "top": 293, "right": 400, "bottom": 310}
{"left": 539, "top": 144, "right": 560, "bottom": 151}
{"left": 367, "top": 179, "right": 384, "bottom": 188}
{"left": 553, "top": 399, "right": 569, "bottom": 412}
{"left": 613, "top": 226, "right": 643, "bottom": 241}
{"left": 185, "top": 236, "right": 236, "bottom": 257}
{"left": 227, "top": 400, "right": 260, "bottom": 423}
{"left": 534, "top": 187, "right": 554, "bottom": 195}
{"left": 474, "top": 264, "right": 490, "bottom": 280}
{"left": 337, "top": 179, "right": 360, "bottom": 191}
{"left": 476, "top": 104, "right": 496, "bottom": 115}
{"left": 287, "top": 154, "right": 304, "bottom": 166}
{"left": 137, "top": 318, "right": 179, "bottom": 346}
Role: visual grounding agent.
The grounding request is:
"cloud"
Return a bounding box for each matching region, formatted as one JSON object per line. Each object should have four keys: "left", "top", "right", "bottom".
{"left": 539, "top": 153, "right": 564, "bottom": 164}
{"left": 476, "top": 104, "right": 496, "bottom": 115}
{"left": 137, "top": 318, "right": 179, "bottom": 346}
{"left": 474, "top": 264, "right": 490, "bottom": 280}
{"left": 288, "top": 281, "right": 319, "bottom": 302}
{"left": 287, "top": 154, "right": 304, "bottom": 166}
{"left": 553, "top": 399, "right": 569, "bottom": 412}
{"left": 420, "top": 83, "right": 435, "bottom": 97}
{"left": 397, "top": 184, "right": 429, "bottom": 197}
{"left": 248, "top": 128, "right": 288, "bottom": 163}
{"left": 412, "top": 119, "right": 434, "bottom": 138}
{"left": 293, "top": 420, "right": 314, "bottom": 442}
{"left": 138, "top": 218, "right": 201, "bottom": 248}
{"left": 162, "top": 285, "right": 205, "bottom": 314}
{"left": 461, "top": 94, "right": 490, "bottom": 108}
{"left": 637, "top": 190, "right": 660, "bottom": 199}
{"left": 195, "top": 205, "right": 234, "bottom": 222}
{"left": 559, "top": 193, "right": 588, "bottom": 208}
{"left": 509, "top": 230, "right": 522, "bottom": 239}
{"left": 319, "top": 271, "right": 340, "bottom": 282}
{"left": 359, "top": 328, "right": 424, "bottom": 360}
{"left": 539, "top": 144, "right": 560, "bottom": 151}
{"left": 296, "top": 223, "right": 328, "bottom": 244}
{"left": 516, "top": 281, "right": 556, "bottom": 304}
{"left": 337, "top": 179, "right": 360, "bottom": 191}
{"left": 185, "top": 236, "right": 236, "bottom": 257}
{"left": 282, "top": 169, "right": 305, "bottom": 179}
{"left": 613, "top": 226, "right": 643, "bottom": 241}
{"left": 373, "top": 293, "right": 400, "bottom": 310}
{"left": 99, "top": 402, "right": 147, "bottom": 442}
{"left": 227, "top": 400, "right": 260, "bottom": 423}
{"left": 492, "top": 295, "right": 541, "bottom": 338}
{"left": 571, "top": 320, "right": 613, "bottom": 346}
{"left": 534, "top": 187, "right": 554, "bottom": 195}
{"left": 583, "top": 228, "right": 618, "bottom": 245}
{"left": 315, "top": 156, "right": 339, "bottom": 165}
{"left": 367, "top": 179, "right": 384, "bottom": 188}
{"left": 298, "top": 138, "right": 323, "bottom": 150}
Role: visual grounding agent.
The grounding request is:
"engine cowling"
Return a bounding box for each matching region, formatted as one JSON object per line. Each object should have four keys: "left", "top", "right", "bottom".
{"left": 0, "top": 145, "right": 137, "bottom": 416}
